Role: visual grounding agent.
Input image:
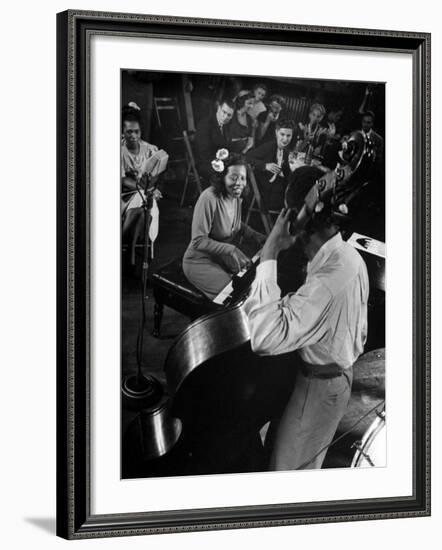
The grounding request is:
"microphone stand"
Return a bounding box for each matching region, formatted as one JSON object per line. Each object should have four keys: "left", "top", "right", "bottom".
{"left": 122, "top": 178, "right": 163, "bottom": 410}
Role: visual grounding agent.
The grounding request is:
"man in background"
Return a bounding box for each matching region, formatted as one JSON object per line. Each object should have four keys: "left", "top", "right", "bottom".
{"left": 194, "top": 98, "right": 234, "bottom": 181}
{"left": 360, "top": 110, "right": 384, "bottom": 166}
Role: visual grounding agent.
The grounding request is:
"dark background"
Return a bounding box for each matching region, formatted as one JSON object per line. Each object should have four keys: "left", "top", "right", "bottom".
{"left": 122, "top": 69, "right": 385, "bottom": 145}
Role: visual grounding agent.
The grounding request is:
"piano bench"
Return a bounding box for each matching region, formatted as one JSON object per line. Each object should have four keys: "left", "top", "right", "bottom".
{"left": 150, "top": 258, "right": 218, "bottom": 337}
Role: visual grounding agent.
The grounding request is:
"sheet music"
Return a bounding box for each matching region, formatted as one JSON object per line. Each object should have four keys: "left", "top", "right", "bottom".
{"left": 348, "top": 232, "right": 386, "bottom": 258}
{"left": 150, "top": 150, "right": 169, "bottom": 177}
{"left": 140, "top": 149, "right": 169, "bottom": 177}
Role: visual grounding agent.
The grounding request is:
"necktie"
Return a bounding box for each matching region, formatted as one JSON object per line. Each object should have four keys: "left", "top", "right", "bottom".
{"left": 277, "top": 148, "right": 283, "bottom": 166}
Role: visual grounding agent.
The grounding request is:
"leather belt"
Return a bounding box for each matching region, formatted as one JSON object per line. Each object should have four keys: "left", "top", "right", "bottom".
{"left": 299, "top": 361, "right": 347, "bottom": 379}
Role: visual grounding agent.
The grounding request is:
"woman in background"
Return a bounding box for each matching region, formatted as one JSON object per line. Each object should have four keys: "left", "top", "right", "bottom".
{"left": 229, "top": 93, "right": 256, "bottom": 154}
{"left": 121, "top": 105, "right": 164, "bottom": 264}
{"left": 183, "top": 153, "right": 265, "bottom": 299}
{"left": 247, "top": 82, "right": 268, "bottom": 121}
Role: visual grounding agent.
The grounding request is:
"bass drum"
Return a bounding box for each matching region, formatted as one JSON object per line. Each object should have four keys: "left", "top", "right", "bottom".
{"left": 351, "top": 408, "right": 386, "bottom": 467}
{"left": 323, "top": 348, "right": 385, "bottom": 468}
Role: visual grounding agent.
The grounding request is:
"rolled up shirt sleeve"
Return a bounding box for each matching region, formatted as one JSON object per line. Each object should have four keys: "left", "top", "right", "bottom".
{"left": 243, "top": 260, "right": 332, "bottom": 356}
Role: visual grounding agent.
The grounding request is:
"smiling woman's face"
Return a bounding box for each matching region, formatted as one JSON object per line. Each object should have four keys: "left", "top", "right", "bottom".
{"left": 275, "top": 127, "right": 293, "bottom": 149}
{"left": 224, "top": 165, "right": 247, "bottom": 198}
{"left": 244, "top": 98, "right": 255, "bottom": 111}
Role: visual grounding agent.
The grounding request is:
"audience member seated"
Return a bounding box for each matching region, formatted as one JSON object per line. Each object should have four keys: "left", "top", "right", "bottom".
{"left": 323, "top": 106, "right": 344, "bottom": 142}
{"left": 295, "top": 103, "right": 328, "bottom": 156}
{"left": 121, "top": 109, "right": 163, "bottom": 256}
{"left": 230, "top": 93, "right": 256, "bottom": 154}
{"left": 246, "top": 119, "right": 295, "bottom": 211}
{"left": 355, "top": 110, "right": 385, "bottom": 225}
{"left": 247, "top": 83, "right": 268, "bottom": 121}
{"left": 315, "top": 106, "right": 345, "bottom": 164}
{"left": 256, "top": 95, "right": 286, "bottom": 145}
{"left": 183, "top": 154, "right": 265, "bottom": 300}
{"left": 194, "top": 98, "right": 234, "bottom": 181}
{"left": 360, "top": 110, "right": 384, "bottom": 166}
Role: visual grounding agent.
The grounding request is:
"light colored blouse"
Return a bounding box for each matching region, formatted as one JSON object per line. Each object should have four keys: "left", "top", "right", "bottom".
{"left": 121, "top": 138, "right": 158, "bottom": 178}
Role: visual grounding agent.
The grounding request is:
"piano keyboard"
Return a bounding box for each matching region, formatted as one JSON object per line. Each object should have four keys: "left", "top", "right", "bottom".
{"left": 213, "top": 252, "right": 261, "bottom": 306}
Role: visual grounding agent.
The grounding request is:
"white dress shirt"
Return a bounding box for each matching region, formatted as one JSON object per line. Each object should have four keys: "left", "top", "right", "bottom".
{"left": 243, "top": 233, "right": 369, "bottom": 368}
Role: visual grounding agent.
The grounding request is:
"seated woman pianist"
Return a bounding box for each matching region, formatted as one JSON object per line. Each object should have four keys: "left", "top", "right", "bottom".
{"left": 183, "top": 151, "right": 265, "bottom": 300}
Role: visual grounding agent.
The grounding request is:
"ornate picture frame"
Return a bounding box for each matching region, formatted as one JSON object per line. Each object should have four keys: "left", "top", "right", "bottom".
{"left": 56, "top": 10, "right": 430, "bottom": 539}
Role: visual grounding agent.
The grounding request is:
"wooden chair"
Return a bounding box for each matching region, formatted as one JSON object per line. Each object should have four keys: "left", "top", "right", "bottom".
{"left": 121, "top": 192, "right": 149, "bottom": 265}
{"left": 244, "top": 165, "right": 279, "bottom": 235}
{"left": 180, "top": 130, "right": 203, "bottom": 206}
{"left": 154, "top": 96, "right": 190, "bottom": 190}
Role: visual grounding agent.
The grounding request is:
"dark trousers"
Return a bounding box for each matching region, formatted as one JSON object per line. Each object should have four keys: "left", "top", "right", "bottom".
{"left": 255, "top": 172, "right": 287, "bottom": 211}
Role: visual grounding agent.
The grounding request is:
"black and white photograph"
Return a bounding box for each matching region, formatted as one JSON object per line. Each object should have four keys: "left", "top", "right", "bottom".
{"left": 54, "top": 8, "right": 431, "bottom": 540}
{"left": 120, "top": 70, "right": 387, "bottom": 479}
{"left": 1, "top": 0, "right": 438, "bottom": 547}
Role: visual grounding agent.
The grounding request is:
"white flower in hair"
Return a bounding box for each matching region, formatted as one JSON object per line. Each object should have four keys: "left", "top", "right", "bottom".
{"left": 216, "top": 148, "right": 229, "bottom": 161}
{"left": 211, "top": 159, "right": 225, "bottom": 173}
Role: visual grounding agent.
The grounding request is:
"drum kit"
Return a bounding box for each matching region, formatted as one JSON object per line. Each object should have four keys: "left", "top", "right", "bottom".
{"left": 351, "top": 408, "right": 386, "bottom": 468}
{"left": 349, "top": 349, "right": 386, "bottom": 468}
{"left": 324, "top": 347, "right": 386, "bottom": 469}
